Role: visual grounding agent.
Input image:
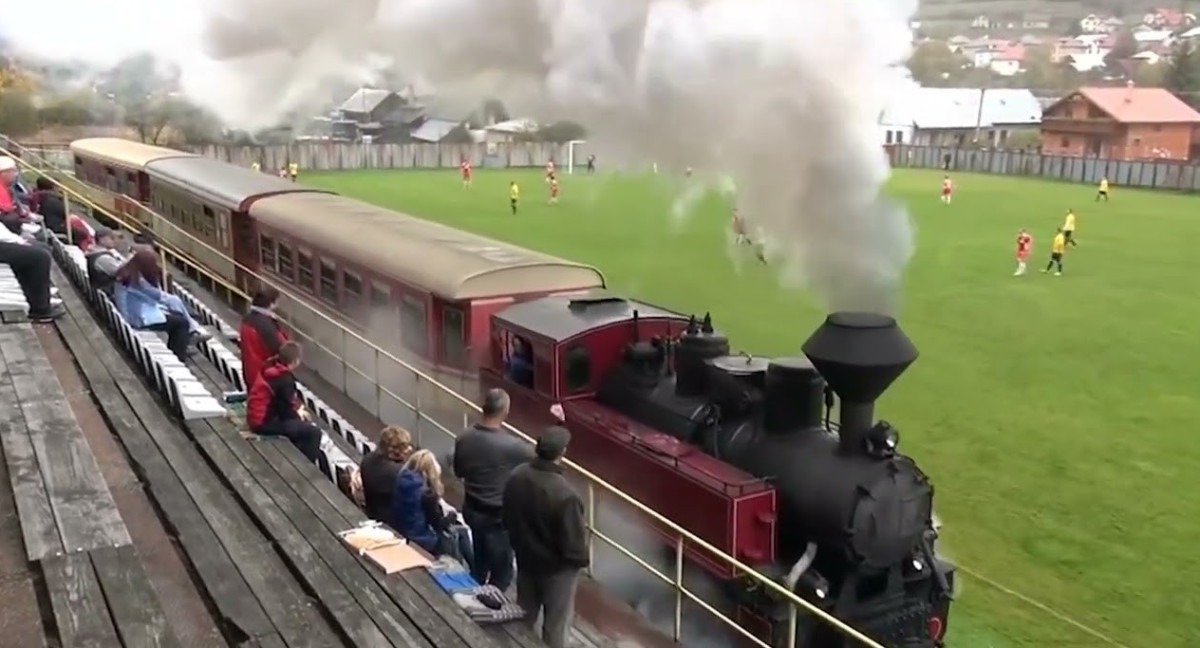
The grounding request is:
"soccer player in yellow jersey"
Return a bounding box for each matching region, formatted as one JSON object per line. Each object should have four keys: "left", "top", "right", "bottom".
{"left": 509, "top": 181, "right": 520, "bottom": 215}
{"left": 288, "top": 162, "right": 298, "bottom": 182}
{"left": 1062, "top": 209, "right": 1078, "bottom": 247}
{"left": 1042, "top": 228, "right": 1066, "bottom": 276}
{"left": 1096, "top": 177, "right": 1109, "bottom": 201}
{"left": 251, "top": 161, "right": 261, "bottom": 172}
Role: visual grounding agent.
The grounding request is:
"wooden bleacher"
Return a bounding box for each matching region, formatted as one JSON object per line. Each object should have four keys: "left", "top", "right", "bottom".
{"left": 45, "top": 238, "right": 554, "bottom": 647}
{"left": 0, "top": 314, "right": 189, "bottom": 646}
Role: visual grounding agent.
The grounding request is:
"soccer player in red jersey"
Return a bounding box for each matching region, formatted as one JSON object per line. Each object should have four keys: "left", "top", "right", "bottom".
{"left": 1014, "top": 228, "right": 1033, "bottom": 276}
{"left": 940, "top": 175, "right": 953, "bottom": 205}
{"left": 549, "top": 177, "right": 560, "bottom": 204}
{"left": 460, "top": 158, "right": 472, "bottom": 188}
{"left": 545, "top": 160, "right": 556, "bottom": 182}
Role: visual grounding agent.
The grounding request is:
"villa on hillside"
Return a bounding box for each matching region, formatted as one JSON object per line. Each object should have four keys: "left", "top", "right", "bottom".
{"left": 1041, "top": 87, "right": 1200, "bottom": 161}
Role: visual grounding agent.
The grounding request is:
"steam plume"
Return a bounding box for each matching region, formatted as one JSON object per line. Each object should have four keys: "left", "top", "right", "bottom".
{"left": 3, "top": 0, "right": 918, "bottom": 312}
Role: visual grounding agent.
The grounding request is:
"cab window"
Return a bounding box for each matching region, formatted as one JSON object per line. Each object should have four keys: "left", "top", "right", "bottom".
{"left": 563, "top": 344, "right": 591, "bottom": 393}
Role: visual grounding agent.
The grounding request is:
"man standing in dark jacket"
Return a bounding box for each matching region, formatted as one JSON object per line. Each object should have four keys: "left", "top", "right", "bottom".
{"left": 452, "top": 388, "right": 533, "bottom": 591}
{"left": 503, "top": 426, "right": 588, "bottom": 648}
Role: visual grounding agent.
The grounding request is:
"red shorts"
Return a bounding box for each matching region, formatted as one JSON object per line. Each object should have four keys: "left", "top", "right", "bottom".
{"left": 942, "top": 188, "right": 952, "bottom": 196}
{"left": 1017, "top": 250, "right": 1030, "bottom": 260}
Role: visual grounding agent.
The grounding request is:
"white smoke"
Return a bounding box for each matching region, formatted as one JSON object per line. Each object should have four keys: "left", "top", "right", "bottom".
{"left": 2, "top": 0, "right": 918, "bottom": 313}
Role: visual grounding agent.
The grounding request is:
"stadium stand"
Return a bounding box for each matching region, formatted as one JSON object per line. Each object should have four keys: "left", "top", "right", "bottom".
{"left": 47, "top": 233, "right": 555, "bottom": 647}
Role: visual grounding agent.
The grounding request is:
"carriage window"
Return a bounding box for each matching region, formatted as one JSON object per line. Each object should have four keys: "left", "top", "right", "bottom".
{"left": 441, "top": 307, "right": 466, "bottom": 366}
{"left": 297, "top": 250, "right": 314, "bottom": 291}
{"left": 277, "top": 242, "right": 294, "bottom": 280}
{"left": 319, "top": 259, "right": 337, "bottom": 303}
{"left": 343, "top": 271, "right": 363, "bottom": 310}
{"left": 399, "top": 295, "right": 427, "bottom": 355}
{"left": 260, "top": 234, "right": 277, "bottom": 272}
{"left": 371, "top": 281, "right": 390, "bottom": 308}
{"left": 563, "top": 345, "right": 591, "bottom": 393}
{"left": 201, "top": 205, "right": 217, "bottom": 239}
{"left": 73, "top": 156, "right": 82, "bottom": 166}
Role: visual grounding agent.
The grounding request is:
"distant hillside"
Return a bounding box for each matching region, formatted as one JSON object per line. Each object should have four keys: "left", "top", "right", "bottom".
{"left": 917, "top": 0, "right": 1200, "bottom": 20}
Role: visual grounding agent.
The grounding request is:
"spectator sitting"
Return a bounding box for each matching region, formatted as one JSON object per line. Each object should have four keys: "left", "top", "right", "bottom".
{"left": 0, "top": 157, "right": 32, "bottom": 236}
{"left": 117, "top": 248, "right": 210, "bottom": 342}
{"left": 114, "top": 250, "right": 197, "bottom": 360}
{"left": 503, "top": 426, "right": 588, "bottom": 648}
{"left": 245, "top": 341, "right": 322, "bottom": 463}
{"left": 393, "top": 449, "right": 475, "bottom": 569}
{"left": 84, "top": 227, "right": 126, "bottom": 296}
{"left": 452, "top": 388, "right": 534, "bottom": 591}
{"left": 239, "top": 287, "right": 287, "bottom": 391}
{"left": 29, "top": 178, "right": 66, "bottom": 237}
{"left": 351, "top": 425, "right": 415, "bottom": 523}
{"left": 0, "top": 217, "right": 64, "bottom": 323}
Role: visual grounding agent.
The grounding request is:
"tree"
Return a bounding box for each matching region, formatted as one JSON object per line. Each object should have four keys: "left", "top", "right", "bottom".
{"left": 440, "top": 124, "right": 475, "bottom": 144}
{"left": 1165, "top": 41, "right": 1200, "bottom": 107}
{"left": 907, "top": 41, "right": 971, "bottom": 86}
{"left": 38, "top": 94, "right": 93, "bottom": 127}
{"left": 1104, "top": 29, "right": 1137, "bottom": 68}
{"left": 0, "top": 90, "right": 38, "bottom": 137}
{"left": 126, "top": 95, "right": 219, "bottom": 145}
{"left": 1132, "top": 62, "right": 1168, "bottom": 88}
{"left": 534, "top": 121, "right": 587, "bottom": 142}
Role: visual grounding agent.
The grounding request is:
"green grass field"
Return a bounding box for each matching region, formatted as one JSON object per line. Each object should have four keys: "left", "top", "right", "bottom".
{"left": 306, "top": 167, "right": 1200, "bottom": 648}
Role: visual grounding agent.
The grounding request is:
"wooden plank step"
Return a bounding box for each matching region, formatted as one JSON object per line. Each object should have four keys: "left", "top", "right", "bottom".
{"left": 89, "top": 545, "right": 182, "bottom": 648}
{"left": 0, "top": 324, "right": 131, "bottom": 555}
{"left": 41, "top": 552, "right": 122, "bottom": 648}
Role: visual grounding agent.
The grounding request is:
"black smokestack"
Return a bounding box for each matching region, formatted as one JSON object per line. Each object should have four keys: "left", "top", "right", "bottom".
{"left": 801, "top": 312, "right": 917, "bottom": 454}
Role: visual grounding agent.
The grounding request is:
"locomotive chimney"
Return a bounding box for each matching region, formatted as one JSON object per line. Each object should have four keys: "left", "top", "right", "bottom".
{"left": 801, "top": 312, "right": 917, "bottom": 454}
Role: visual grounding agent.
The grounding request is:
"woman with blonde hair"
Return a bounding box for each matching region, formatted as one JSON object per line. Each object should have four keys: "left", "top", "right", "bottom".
{"left": 351, "top": 426, "right": 415, "bottom": 523}
{"left": 393, "top": 450, "right": 474, "bottom": 567}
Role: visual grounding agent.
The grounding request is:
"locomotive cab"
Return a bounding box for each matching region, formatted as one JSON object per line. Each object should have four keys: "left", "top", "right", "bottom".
{"left": 482, "top": 291, "right": 779, "bottom": 577}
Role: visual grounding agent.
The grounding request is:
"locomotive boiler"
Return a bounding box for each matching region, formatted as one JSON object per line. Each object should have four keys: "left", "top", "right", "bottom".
{"left": 594, "top": 312, "right": 956, "bottom": 647}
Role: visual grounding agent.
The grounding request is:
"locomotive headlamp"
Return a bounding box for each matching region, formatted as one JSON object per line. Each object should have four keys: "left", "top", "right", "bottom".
{"left": 866, "top": 421, "right": 899, "bottom": 457}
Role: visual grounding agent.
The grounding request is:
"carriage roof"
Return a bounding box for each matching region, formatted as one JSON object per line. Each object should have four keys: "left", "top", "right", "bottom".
{"left": 70, "top": 138, "right": 196, "bottom": 170}
{"left": 145, "top": 156, "right": 331, "bottom": 212}
{"left": 249, "top": 192, "right": 606, "bottom": 301}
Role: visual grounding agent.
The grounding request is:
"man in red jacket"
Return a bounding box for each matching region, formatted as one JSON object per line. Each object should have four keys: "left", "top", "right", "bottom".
{"left": 246, "top": 341, "right": 321, "bottom": 463}
{"left": 239, "top": 287, "right": 288, "bottom": 391}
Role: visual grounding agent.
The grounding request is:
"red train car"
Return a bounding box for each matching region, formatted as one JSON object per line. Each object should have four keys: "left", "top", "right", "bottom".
{"left": 480, "top": 292, "right": 777, "bottom": 578}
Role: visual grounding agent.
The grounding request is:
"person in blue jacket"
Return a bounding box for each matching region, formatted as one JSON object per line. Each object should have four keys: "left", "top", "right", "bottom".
{"left": 392, "top": 449, "right": 474, "bottom": 569}
{"left": 113, "top": 249, "right": 195, "bottom": 360}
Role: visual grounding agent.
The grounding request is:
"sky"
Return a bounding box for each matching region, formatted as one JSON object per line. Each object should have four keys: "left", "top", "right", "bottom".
{"left": 2, "top": 0, "right": 206, "bottom": 66}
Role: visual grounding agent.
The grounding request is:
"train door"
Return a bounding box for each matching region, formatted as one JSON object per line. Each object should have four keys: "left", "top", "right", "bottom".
{"left": 230, "top": 212, "right": 258, "bottom": 299}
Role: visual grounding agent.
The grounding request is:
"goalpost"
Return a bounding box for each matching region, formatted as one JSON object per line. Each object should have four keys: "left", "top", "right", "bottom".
{"left": 566, "top": 140, "right": 587, "bottom": 174}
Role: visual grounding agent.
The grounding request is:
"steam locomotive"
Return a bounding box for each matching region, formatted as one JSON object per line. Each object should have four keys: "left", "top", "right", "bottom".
{"left": 590, "top": 311, "right": 955, "bottom": 647}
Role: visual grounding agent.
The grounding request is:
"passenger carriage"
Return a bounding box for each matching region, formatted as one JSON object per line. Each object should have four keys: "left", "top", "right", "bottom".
{"left": 245, "top": 192, "right": 606, "bottom": 430}
{"left": 142, "top": 156, "right": 332, "bottom": 290}
{"left": 70, "top": 138, "right": 197, "bottom": 221}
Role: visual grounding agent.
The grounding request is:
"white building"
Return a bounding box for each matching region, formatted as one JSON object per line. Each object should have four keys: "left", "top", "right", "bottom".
{"left": 878, "top": 88, "right": 1042, "bottom": 147}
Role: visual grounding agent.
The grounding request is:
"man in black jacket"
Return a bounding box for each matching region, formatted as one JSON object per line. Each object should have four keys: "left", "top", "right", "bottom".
{"left": 452, "top": 388, "right": 533, "bottom": 591}
{"left": 503, "top": 426, "right": 588, "bottom": 648}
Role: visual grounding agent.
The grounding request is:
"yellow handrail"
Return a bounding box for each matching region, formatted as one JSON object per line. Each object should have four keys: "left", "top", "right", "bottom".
{"left": 5, "top": 144, "right": 893, "bottom": 648}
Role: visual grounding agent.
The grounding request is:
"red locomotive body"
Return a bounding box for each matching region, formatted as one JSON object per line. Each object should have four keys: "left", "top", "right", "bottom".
{"left": 481, "top": 292, "right": 777, "bottom": 578}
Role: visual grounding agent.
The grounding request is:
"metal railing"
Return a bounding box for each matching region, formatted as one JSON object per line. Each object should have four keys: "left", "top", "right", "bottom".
{"left": 3, "top": 143, "right": 887, "bottom": 648}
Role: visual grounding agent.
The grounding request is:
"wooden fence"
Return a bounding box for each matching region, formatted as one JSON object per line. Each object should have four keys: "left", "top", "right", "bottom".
{"left": 887, "top": 144, "right": 1200, "bottom": 192}
{"left": 189, "top": 141, "right": 595, "bottom": 172}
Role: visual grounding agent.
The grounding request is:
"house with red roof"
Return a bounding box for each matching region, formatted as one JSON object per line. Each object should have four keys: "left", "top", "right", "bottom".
{"left": 1040, "top": 87, "right": 1200, "bottom": 161}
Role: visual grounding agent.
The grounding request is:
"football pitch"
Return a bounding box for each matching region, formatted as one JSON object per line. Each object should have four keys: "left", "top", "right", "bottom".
{"left": 306, "top": 166, "right": 1200, "bottom": 648}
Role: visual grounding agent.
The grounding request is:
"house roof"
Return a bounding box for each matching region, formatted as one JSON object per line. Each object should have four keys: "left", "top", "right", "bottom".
{"left": 338, "top": 88, "right": 394, "bottom": 114}
{"left": 1069, "top": 87, "right": 1200, "bottom": 123}
{"left": 994, "top": 44, "right": 1026, "bottom": 61}
{"left": 410, "top": 119, "right": 462, "bottom": 142}
{"left": 486, "top": 119, "right": 538, "bottom": 133}
{"left": 879, "top": 88, "right": 1041, "bottom": 129}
